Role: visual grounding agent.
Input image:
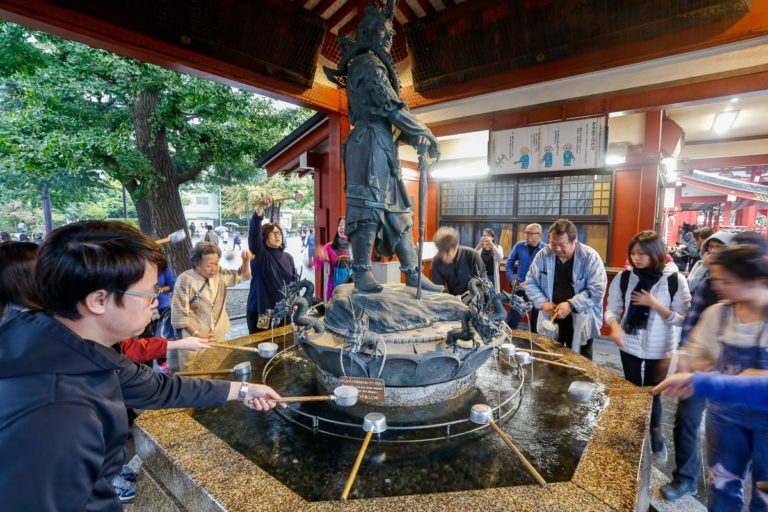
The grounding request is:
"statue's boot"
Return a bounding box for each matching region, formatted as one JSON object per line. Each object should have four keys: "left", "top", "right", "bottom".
{"left": 395, "top": 231, "right": 444, "bottom": 293}
{"left": 351, "top": 224, "right": 383, "bottom": 293}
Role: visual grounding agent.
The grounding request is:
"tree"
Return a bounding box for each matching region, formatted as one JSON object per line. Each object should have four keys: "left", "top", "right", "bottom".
{"left": 220, "top": 171, "right": 315, "bottom": 222}
{"left": 0, "top": 22, "right": 312, "bottom": 272}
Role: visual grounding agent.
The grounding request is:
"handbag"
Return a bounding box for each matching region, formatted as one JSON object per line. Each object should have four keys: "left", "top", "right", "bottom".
{"left": 155, "top": 307, "right": 182, "bottom": 340}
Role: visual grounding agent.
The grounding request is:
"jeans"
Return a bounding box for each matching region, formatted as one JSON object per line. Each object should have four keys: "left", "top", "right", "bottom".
{"left": 706, "top": 409, "right": 768, "bottom": 511}
{"left": 671, "top": 396, "right": 706, "bottom": 488}
{"left": 619, "top": 351, "right": 671, "bottom": 430}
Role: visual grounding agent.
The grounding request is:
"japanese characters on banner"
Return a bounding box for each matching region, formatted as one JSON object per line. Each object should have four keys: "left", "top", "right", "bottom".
{"left": 489, "top": 117, "right": 606, "bottom": 175}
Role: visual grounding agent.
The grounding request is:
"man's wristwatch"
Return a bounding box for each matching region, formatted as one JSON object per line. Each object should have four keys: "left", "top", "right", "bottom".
{"left": 237, "top": 381, "right": 249, "bottom": 401}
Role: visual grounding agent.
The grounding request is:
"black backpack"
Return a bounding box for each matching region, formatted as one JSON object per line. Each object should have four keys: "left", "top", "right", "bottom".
{"left": 619, "top": 270, "right": 678, "bottom": 306}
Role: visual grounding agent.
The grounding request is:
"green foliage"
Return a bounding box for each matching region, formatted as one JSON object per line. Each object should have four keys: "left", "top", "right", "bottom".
{"left": 0, "top": 21, "right": 313, "bottom": 234}
{"left": 221, "top": 172, "right": 315, "bottom": 221}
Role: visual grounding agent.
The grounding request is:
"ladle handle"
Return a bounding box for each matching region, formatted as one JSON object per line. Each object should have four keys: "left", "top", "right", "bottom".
{"left": 275, "top": 396, "right": 333, "bottom": 403}
{"left": 532, "top": 358, "right": 583, "bottom": 372}
{"left": 516, "top": 348, "right": 560, "bottom": 357}
{"left": 208, "top": 342, "right": 259, "bottom": 353}
{"left": 154, "top": 236, "right": 171, "bottom": 245}
{"left": 609, "top": 386, "right": 655, "bottom": 395}
{"left": 175, "top": 369, "right": 232, "bottom": 376}
{"left": 489, "top": 421, "right": 547, "bottom": 488}
{"left": 341, "top": 430, "right": 373, "bottom": 501}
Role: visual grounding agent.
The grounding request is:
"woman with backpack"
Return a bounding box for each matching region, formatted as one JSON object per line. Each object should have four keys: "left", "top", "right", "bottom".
{"left": 605, "top": 230, "right": 691, "bottom": 462}
{"left": 312, "top": 217, "right": 352, "bottom": 301}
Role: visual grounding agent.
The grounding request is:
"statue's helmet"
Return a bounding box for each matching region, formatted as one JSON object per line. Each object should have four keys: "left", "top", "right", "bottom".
{"left": 356, "top": 2, "right": 395, "bottom": 48}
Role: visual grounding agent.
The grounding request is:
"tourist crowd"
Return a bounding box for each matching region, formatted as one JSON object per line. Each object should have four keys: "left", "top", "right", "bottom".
{"left": 1, "top": 213, "right": 766, "bottom": 511}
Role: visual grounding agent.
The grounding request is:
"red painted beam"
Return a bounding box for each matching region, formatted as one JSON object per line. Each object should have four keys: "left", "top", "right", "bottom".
{"left": 685, "top": 134, "right": 768, "bottom": 146}
{"left": 312, "top": 0, "right": 338, "bottom": 17}
{"left": 265, "top": 119, "right": 330, "bottom": 176}
{"left": 327, "top": 2, "right": 356, "bottom": 32}
{"left": 397, "top": 0, "right": 418, "bottom": 23}
{"left": 413, "top": 0, "right": 436, "bottom": 17}
{"left": 680, "top": 176, "right": 760, "bottom": 201}
{"left": 678, "top": 154, "right": 768, "bottom": 171}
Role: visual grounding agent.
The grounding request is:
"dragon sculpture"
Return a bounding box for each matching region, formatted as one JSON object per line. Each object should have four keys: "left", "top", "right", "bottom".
{"left": 267, "top": 272, "right": 324, "bottom": 333}
{"left": 446, "top": 275, "right": 532, "bottom": 350}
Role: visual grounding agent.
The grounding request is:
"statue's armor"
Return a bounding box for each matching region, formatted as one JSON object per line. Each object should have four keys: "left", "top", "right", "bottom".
{"left": 343, "top": 52, "right": 431, "bottom": 257}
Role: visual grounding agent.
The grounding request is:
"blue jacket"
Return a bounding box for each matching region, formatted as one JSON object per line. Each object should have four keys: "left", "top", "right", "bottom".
{"left": 0, "top": 311, "right": 230, "bottom": 512}
{"left": 505, "top": 240, "right": 545, "bottom": 283}
{"left": 693, "top": 372, "right": 768, "bottom": 411}
{"left": 525, "top": 242, "right": 607, "bottom": 350}
{"left": 157, "top": 265, "right": 175, "bottom": 310}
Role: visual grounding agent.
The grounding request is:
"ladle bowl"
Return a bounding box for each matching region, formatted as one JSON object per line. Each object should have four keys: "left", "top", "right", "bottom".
{"left": 331, "top": 385, "right": 359, "bottom": 407}
{"left": 232, "top": 361, "right": 252, "bottom": 378}
{"left": 468, "top": 404, "right": 494, "bottom": 425}
{"left": 155, "top": 229, "right": 187, "bottom": 245}
{"left": 499, "top": 343, "right": 516, "bottom": 357}
{"left": 362, "top": 412, "right": 388, "bottom": 434}
{"left": 515, "top": 351, "right": 532, "bottom": 365}
{"left": 258, "top": 342, "right": 279, "bottom": 359}
{"left": 568, "top": 381, "right": 596, "bottom": 402}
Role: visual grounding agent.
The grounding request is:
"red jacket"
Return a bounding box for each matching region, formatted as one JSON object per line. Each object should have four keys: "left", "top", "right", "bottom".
{"left": 120, "top": 337, "right": 167, "bottom": 363}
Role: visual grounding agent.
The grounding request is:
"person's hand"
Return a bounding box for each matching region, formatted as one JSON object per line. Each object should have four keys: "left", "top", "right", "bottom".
{"left": 517, "top": 280, "right": 526, "bottom": 290}
{"left": 630, "top": 289, "right": 658, "bottom": 308}
{"left": 555, "top": 301, "right": 572, "bottom": 319}
{"left": 314, "top": 246, "right": 329, "bottom": 263}
{"left": 652, "top": 373, "right": 695, "bottom": 399}
{"left": 609, "top": 322, "right": 625, "bottom": 348}
{"left": 244, "top": 384, "right": 286, "bottom": 411}
{"left": 241, "top": 250, "right": 253, "bottom": 263}
{"left": 168, "top": 336, "right": 211, "bottom": 351}
{"left": 416, "top": 134, "right": 440, "bottom": 161}
{"left": 540, "top": 302, "right": 556, "bottom": 314}
{"left": 193, "top": 329, "right": 212, "bottom": 339}
{"left": 255, "top": 197, "right": 272, "bottom": 215}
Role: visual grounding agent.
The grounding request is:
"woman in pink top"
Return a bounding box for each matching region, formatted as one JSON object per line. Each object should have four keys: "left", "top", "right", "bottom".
{"left": 312, "top": 217, "right": 351, "bottom": 301}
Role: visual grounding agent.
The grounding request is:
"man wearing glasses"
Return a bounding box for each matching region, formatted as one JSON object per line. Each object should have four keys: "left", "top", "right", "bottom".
{"left": 505, "top": 224, "right": 545, "bottom": 329}
{"left": 0, "top": 221, "right": 283, "bottom": 510}
{"left": 526, "top": 219, "right": 607, "bottom": 360}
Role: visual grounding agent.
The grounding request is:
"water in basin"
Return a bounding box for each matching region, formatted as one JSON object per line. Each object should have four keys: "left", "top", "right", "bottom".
{"left": 192, "top": 335, "right": 606, "bottom": 501}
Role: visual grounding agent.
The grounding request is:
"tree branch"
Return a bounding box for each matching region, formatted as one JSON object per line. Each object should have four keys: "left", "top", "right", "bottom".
{"left": 176, "top": 147, "right": 213, "bottom": 184}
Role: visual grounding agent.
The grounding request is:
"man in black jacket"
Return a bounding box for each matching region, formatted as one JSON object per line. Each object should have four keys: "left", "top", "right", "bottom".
{"left": 0, "top": 220, "right": 283, "bottom": 511}
{"left": 430, "top": 226, "right": 485, "bottom": 296}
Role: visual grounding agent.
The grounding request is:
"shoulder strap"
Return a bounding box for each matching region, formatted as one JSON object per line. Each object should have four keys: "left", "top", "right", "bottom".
{"left": 619, "top": 270, "right": 630, "bottom": 303}
{"left": 667, "top": 272, "right": 679, "bottom": 304}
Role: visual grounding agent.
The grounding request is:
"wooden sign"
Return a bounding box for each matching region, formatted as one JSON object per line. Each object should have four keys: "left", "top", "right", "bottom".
{"left": 340, "top": 376, "right": 386, "bottom": 403}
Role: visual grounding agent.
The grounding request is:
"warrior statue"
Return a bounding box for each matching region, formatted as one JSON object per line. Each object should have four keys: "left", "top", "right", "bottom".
{"left": 324, "top": 0, "right": 443, "bottom": 294}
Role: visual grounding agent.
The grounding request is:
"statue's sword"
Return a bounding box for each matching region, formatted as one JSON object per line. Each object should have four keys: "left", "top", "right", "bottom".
{"left": 416, "top": 152, "right": 428, "bottom": 299}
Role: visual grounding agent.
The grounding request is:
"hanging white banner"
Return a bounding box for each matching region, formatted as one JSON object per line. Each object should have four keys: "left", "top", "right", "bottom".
{"left": 489, "top": 116, "right": 606, "bottom": 174}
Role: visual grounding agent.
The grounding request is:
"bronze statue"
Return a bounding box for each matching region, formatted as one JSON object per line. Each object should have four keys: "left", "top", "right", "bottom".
{"left": 324, "top": 0, "right": 443, "bottom": 294}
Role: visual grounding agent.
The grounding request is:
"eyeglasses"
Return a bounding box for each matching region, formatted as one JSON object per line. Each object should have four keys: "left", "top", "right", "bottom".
{"left": 524, "top": 231, "right": 541, "bottom": 236}
{"left": 268, "top": 230, "right": 283, "bottom": 237}
{"left": 121, "top": 285, "right": 161, "bottom": 304}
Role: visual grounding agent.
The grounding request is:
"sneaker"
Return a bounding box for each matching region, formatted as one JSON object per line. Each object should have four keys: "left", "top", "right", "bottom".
{"left": 112, "top": 466, "right": 137, "bottom": 503}
{"left": 660, "top": 481, "right": 696, "bottom": 501}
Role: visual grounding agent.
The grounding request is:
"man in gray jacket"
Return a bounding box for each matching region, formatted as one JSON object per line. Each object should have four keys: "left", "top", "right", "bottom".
{"left": 525, "top": 219, "right": 607, "bottom": 360}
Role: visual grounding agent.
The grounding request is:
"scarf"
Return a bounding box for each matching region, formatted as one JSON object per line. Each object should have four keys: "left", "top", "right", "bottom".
{"left": 623, "top": 267, "right": 663, "bottom": 335}
{"left": 337, "top": 237, "right": 351, "bottom": 254}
